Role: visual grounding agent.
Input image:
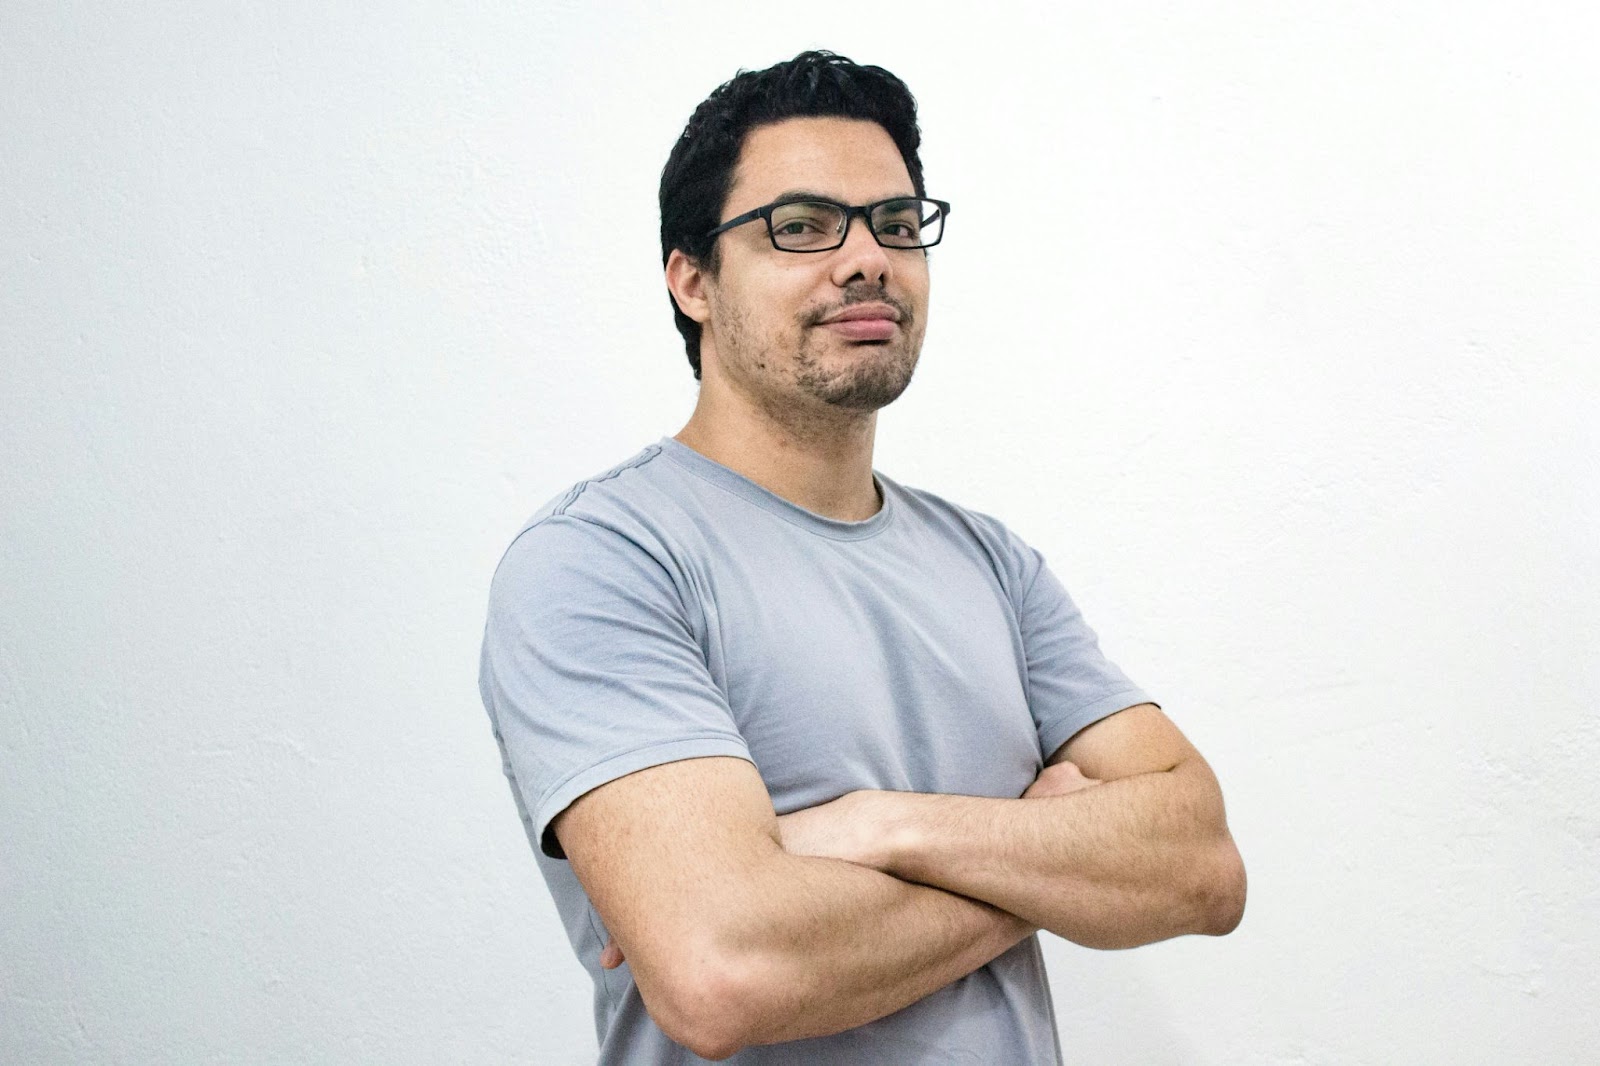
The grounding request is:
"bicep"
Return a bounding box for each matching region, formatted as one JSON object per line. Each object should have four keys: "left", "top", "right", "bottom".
{"left": 552, "top": 755, "right": 783, "bottom": 986}
{"left": 1050, "top": 703, "right": 1205, "bottom": 782}
{"left": 482, "top": 516, "right": 750, "bottom": 857}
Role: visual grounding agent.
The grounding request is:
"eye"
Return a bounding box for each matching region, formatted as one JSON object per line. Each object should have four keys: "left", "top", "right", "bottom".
{"left": 771, "top": 204, "right": 835, "bottom": 230}
{"left": 774, "top": 217, "right": 827, "bottom": 235}
{"left": 768, "top": 202, "right": 846, "bottom": 249}
{"left": 873, "top": 203, "right": 924, "bottom": 245}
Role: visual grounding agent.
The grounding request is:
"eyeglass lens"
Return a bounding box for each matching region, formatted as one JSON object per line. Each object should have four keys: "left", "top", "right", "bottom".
{"left": 769, "top": 200, "right": 943, "bottom": 251}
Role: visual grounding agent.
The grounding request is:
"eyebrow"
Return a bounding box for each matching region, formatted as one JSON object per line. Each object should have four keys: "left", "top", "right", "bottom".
{"left": 770, "top": 189, "right": 834, "bottom": 204}
{"left": 768, "top": 188, "right": 918, "bottom": 206}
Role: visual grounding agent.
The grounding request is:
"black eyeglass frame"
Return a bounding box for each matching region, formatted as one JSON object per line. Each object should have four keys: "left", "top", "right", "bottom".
{"left": 705, "top": 196, "right": 953, "bottom": 252}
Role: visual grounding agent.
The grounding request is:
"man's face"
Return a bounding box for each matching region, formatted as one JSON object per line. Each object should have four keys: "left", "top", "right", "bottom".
{"left": 699, "top": 117, "right": 931, "bottom": 415}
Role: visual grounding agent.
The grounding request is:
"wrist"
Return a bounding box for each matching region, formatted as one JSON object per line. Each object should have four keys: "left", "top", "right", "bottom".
{"left": 867, "top": 790, "right": 926, "bottom": 879}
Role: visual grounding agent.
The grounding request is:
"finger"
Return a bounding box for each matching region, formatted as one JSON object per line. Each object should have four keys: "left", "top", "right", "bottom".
{"left": 600, "top": 939, "right": 624, "bottom": 969}
{"left": 1023, "top": 763, "right": 1105, "bottom": 798}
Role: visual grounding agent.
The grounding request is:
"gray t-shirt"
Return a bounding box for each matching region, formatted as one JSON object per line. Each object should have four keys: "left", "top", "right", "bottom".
{"left": 479, "top": 439, "right": 1153, "bottom": 1064}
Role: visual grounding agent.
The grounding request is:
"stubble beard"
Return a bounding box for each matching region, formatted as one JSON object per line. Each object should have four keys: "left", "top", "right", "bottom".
{"left": 792, "top": 320, "right": 922, "bottom": 411}
{"left": 718, "top": 286, "right": 924, "bottom": 419}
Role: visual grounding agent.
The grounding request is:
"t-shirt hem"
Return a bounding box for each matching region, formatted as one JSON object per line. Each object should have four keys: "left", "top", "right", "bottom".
{"left": 1036, "top": 690, "right": 1158, "bottom": 763}
{"left": 535, "top": 734, "right": 754, "bottom": 858}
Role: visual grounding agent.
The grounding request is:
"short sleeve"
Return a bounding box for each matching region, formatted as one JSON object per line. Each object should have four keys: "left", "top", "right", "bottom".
{"left": 478, "top": 515, "right": 751, "bottom": 858}
{"left": 1016, "top": 553, "right": 1157, "bottom": 761}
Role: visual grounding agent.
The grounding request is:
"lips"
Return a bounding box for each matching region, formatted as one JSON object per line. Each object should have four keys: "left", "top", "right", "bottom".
{"left": 818, "top": 302, "right": 901, "bottom": 342}
{"left": 822, "top": 303, "right": 902, "bottom": 324}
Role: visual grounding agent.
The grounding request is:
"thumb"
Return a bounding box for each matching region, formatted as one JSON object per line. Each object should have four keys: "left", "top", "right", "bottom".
{"left": 600, "top": 939, "right": 625, "bottom": 970}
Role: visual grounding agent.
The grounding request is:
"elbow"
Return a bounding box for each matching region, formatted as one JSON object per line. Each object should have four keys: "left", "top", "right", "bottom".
{"left": 1196, "top": 837, "right": 1247, "bottom": 937}
{"left": 664, "top": 1019, "right": 742, "bottom": 1062}
{"left": 641, "top": 952, "right": 767, "bottom": 1060}
{"left": 675, "top": 1026, "right": 744, "bottom": 1062}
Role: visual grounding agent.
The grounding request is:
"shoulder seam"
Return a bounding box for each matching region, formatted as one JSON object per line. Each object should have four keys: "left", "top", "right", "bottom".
{"left": 550, "top": 443, "right": 664, "bottom": 518}
{"left": 507, "top": 510, "right": 660, "bottom": 569}
{"left": 498, "top": 507, "right": 694, "bottom": 627}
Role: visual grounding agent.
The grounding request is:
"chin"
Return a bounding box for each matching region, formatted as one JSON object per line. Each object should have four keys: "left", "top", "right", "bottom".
{"left": 814, "top": 352, "right": 919, "bottom": 410}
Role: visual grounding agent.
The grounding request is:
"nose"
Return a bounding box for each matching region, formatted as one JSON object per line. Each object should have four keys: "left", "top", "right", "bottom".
{"left": 828, "top": 210, "right": 893, "bottom": 289}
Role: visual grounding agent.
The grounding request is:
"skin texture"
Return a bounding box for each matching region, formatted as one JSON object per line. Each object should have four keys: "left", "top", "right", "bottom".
{"left": 776, "top": 704, "right": 1247, "bottom": 950}
{"left": 555, "top": 116, "right": 1246, "bottom": 1058}
{"left": 558, "top": 756, "right": 1034, "bottom": 1059}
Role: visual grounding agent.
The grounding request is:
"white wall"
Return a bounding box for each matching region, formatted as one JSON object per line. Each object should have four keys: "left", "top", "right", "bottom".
{"left": 3, "top": 3, "right": 1596, "bottom": 1063}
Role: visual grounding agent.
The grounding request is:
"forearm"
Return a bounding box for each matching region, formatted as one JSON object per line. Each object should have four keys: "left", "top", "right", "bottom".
{"left": 691, "top": 850, "right": 1032, "bottom": 1052}
{"left": 874, "top": 759, "right": 1245, "bottom": 949}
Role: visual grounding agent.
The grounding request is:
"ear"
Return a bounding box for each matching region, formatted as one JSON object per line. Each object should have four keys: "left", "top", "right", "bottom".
{"left": 665, "top": 249, "right": 712, "bottom": 325}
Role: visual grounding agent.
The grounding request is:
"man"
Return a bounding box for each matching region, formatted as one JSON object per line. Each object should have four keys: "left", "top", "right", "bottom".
{"left": 480, "top": 51, "right": 1245, "bottom": 1063}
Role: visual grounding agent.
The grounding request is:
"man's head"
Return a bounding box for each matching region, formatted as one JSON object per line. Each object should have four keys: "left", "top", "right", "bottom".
{"left": 659, "top": 52, "right": 928, "bottom": 382}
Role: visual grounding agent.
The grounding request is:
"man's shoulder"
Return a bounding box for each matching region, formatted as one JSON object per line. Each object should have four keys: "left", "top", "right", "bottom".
{"left": 502, "top": 440, "right": 716, "bottom": 547}
{"left": 884, "top": 474, "right": 1035, "bottom": 550}
{"left": 486, "top": 443, "right": 703, "bottom": 610}
{"left": 882, "top": 474, "right": 1048, "bottom": 595}
{"left": 489, "top": 440, "right": 726, "bottom": 585}
{"left": 519, "top": 441, "right": 672, "bottom": 529}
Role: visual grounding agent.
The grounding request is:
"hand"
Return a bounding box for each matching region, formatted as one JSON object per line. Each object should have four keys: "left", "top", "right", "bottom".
{"left": 1022, "top": 760, "right": 1102, "bottom": 800}
{"left": 776, "top": 791, "right": 888, "bottom": 870}
{"left": 600, "top": 938, "right": 625, "bottom": 970}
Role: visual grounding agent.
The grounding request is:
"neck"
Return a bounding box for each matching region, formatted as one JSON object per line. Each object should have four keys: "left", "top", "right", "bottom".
{"left": 675, "top": 377, "right": 882, "bottom": 522}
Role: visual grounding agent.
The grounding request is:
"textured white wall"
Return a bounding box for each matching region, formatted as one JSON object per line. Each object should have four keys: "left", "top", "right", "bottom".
{"left": 3, "top": 3, "right": 1596, "bottom": 1063}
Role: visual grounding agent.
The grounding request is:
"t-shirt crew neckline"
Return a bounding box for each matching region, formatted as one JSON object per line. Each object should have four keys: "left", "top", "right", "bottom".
{"left": 657, "top": 436, "right": 895, "bottom": 542}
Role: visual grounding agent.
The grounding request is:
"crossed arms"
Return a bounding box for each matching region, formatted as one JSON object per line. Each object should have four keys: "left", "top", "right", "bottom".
{"left": 552, "top": 702, "right": 1246, "bottom": 1060}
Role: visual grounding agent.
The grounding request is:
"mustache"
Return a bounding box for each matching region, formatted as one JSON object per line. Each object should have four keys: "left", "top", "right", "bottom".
{"left": 800, "top": 285, "right": 913, "bottom": 328}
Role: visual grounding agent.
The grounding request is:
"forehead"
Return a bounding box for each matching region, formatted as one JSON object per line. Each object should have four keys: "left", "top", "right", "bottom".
{"left": 726, "top": 117, "right": 914, "bottom": 210}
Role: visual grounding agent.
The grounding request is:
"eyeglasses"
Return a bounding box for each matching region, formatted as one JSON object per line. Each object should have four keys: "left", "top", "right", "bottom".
{"left": 707, "top": 196, "right": 951, "bottom": 253}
